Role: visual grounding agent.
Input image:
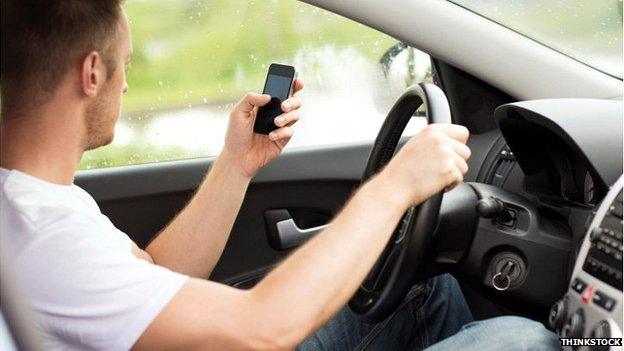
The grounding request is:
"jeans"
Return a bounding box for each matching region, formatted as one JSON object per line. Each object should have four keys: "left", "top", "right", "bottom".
{"left": 298, "top": 274, "right": 560, "bottom": 351}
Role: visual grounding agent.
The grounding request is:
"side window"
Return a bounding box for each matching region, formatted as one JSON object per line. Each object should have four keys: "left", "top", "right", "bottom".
{"left": 79, "top": 0, "right": 433, "bottom": 170}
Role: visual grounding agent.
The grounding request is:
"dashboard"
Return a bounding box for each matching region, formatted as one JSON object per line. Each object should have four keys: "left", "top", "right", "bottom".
{"left": 491, "top": 98, "right": 623, "bottom": 347}
{"left": 495, "top": 99, "right": 622, "bottom": 208}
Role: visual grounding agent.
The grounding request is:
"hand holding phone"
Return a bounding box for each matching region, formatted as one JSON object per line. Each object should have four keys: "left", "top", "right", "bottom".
{"left": 254, "top": 63, "right": 297, "bottom": 135}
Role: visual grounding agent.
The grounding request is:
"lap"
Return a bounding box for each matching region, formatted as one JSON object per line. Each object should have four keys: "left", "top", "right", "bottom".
{"left": 297, "top": 274, "right": 471, "bottom": 351}
{"left": 297, "top": 282, "right": 428, "bottom": 351}
{"left": 297, "top": 274, "right": 559, "bottom": 351}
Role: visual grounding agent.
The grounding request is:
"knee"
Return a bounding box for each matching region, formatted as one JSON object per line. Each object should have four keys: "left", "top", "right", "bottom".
{"left": 466, "top": 316, "right": 559, "bottom": 350}
{"left": 428, "top": 273, "right": 464, "bottom": 301}
{"left": 515, "top": 318, "right": 558, "bottom": 349}
{"left": 424, "top": 274, "right": 472, "bottom": 322}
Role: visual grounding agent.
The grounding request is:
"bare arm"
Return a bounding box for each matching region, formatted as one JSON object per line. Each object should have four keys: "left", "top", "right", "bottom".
{"left": 134, "top": 125, "right": 471, "bottom": 351}
{"left": 144, "top": 153, "right": 252, "bottom": 278}
{"left": 145, "top": 80, "right": 304, "bottom": 278}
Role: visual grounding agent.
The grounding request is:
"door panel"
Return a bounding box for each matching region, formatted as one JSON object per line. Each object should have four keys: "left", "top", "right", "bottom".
{"left": 75, "top": 142, "right": 372, "bottom": 283}
{"left": 210, "top": 180, "right": 357, "bottom": 282}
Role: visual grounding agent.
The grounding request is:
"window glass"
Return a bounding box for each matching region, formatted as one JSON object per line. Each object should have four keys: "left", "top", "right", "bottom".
{"left": 79, "top": 0, "right": 432, "bottom": 170}
{"left": 448, "top": 0, "right": 623, "bottom": 78}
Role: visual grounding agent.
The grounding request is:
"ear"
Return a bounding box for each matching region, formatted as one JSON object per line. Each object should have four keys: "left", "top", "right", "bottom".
{"left": 80, "top": 51, "right": 105, "bottom": 98}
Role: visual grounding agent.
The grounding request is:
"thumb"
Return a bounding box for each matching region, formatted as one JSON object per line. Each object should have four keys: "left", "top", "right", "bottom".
{"left": 232, "top": 92, "right": 271, "bottom": 116}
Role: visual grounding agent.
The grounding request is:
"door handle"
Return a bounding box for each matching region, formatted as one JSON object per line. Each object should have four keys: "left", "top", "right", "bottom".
{"left": 264, "top": 209, "right": 328, "bottom": 250}
{"left": 275, "top": 219, "right": 328, "bottom": 250}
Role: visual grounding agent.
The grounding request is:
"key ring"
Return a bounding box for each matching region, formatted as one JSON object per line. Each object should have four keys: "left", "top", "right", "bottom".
{"left": 492, "top": 272, "right": 511, "bottom": 291}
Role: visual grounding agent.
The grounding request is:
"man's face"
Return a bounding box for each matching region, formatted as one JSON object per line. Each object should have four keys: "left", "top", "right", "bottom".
{"left": 84, "top": 10, "right": 132, "bottom": 151}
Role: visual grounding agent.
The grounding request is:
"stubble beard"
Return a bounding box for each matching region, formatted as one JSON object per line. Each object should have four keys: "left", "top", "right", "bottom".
{"left": 84, "top": 85, "right": 118, "bottom": 151}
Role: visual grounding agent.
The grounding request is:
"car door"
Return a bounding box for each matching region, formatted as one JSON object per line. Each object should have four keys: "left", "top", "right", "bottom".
{"left": 77, "top": 144, "right": 367, "bottom": 286}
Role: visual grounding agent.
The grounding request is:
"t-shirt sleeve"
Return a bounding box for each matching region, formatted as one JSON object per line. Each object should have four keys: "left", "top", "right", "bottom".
{"left": 15, "top": 216, "right": 188, "bottom": 351}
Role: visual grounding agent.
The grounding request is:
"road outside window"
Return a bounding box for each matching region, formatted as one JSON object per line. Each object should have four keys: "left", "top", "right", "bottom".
{"left": 79, "top": 0, "right": 432, "bottom": 170}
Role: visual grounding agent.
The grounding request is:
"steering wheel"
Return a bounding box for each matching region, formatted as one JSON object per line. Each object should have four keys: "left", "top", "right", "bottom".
{"left": 348, "top": 83, "right": 453, "bottom": 322}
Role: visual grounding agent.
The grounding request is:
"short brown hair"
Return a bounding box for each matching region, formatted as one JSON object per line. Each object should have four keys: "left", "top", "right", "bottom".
{"left": 1, "top": 0, "right": 123, "bottom": 116}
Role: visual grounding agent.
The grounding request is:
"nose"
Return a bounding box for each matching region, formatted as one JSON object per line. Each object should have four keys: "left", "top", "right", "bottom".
{"left": 122, "top": 81, "right": 128, "bottom": 94}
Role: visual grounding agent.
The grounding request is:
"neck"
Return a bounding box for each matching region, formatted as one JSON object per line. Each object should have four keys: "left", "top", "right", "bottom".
{"left": 1, "top": 103, "right": 85, "bottom": 185}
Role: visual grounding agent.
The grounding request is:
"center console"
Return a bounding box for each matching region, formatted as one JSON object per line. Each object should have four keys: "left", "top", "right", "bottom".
{"left": 549, "top": 175, "right": 623, "bottom": 348}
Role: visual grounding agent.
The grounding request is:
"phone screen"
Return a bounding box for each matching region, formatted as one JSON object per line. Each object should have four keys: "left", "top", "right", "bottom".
{"left": 264, "top": 74, "right": 292, "bottom": 100}
{"left": 254, "top": 64, "right": 295, "bottom": 135}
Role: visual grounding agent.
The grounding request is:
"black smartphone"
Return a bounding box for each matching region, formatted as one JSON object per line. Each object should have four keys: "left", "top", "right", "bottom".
{"left": 254, "top": 63, "right": 297, "bottom": 135}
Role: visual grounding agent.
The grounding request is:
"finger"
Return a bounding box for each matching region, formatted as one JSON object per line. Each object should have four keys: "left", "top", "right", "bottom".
{"left": 292, "top": 77, "right": 304, "bottom": 94}
{"left": 445, "top": 165, "right": 464, "bottom": 192}
{"left": 453, "top": 154, "right": 469, "bottom": 175}
{"left": 430, "top": 124, "right": 469, "bottom": 144}
{"left": 448, "top": 137, "right": 472, "bottom": 161}
{"left": 281, "top": 95, "right": 301, "bottom": 112}
{"left": 274, "top": 110, "right": 301, "bottom": 127}
{"left": 233, "top": 92, "right": 271, "bottom": 114}
{"left": 268, "top": 126, "right": 294, "bottom": 141}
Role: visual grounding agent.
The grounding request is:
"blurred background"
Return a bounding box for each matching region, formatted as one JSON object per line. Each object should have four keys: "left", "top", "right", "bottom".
{"left": 79, "top": 0, "right": 622, "bottom": 170}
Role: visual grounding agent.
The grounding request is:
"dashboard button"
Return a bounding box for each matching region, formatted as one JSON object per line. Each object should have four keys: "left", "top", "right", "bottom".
{"left": 581, "top": 284, "right": 596, "bottom": 303}
{"left": 593, "top": 291, "right": 616, "bottom": 312}
{"left": 571, "top": 278, "right": 587, "bottom": 294}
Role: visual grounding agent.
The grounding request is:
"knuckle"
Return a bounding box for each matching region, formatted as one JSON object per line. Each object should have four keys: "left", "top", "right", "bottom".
{"left": 459, "top": 163, "right": 468, "bottom": 174}
{"left": 436, "top": 138, "right": 448, "bottom": 150}
{"left": 442, "top": 161, "right": 455, "bottom": 175}
{"left": 430, "top": 133, "right": 444, "bottom": 145}
{"left": 449, "top": 170, "right": 461, "bottom": 183}
{"left": 456, "top": 126, "right": 469, "bottom": 140}
{"left": 440, "top": 145, "right": 453, "bottom": 157}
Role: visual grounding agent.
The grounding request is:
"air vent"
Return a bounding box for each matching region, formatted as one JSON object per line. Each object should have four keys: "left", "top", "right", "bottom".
{"left": 485, "top": 146, "right": 516, "bottom": 187}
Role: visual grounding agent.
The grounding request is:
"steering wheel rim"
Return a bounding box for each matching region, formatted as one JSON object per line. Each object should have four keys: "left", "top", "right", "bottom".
{"left": 348, "top": 83, "right": 452, "bottom": 322}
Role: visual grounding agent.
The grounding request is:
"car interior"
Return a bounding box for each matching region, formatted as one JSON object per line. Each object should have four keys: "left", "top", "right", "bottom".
{"left": 1, "top": 0, "right": 622, "bottom": 349}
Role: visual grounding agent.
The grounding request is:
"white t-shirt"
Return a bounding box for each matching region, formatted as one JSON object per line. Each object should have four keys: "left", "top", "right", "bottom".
{"left": 0, "top": 168, "right": 188, "bottom": 350}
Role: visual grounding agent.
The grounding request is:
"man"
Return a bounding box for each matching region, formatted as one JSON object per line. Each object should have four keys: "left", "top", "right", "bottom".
{"left": 0, "top": 1, "right": 559, "bottom": 350}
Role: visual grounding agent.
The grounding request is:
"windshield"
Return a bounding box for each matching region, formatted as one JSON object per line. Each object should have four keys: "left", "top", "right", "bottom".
{"left": 449, "top": 0, "right": 623, "bottom": 78}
